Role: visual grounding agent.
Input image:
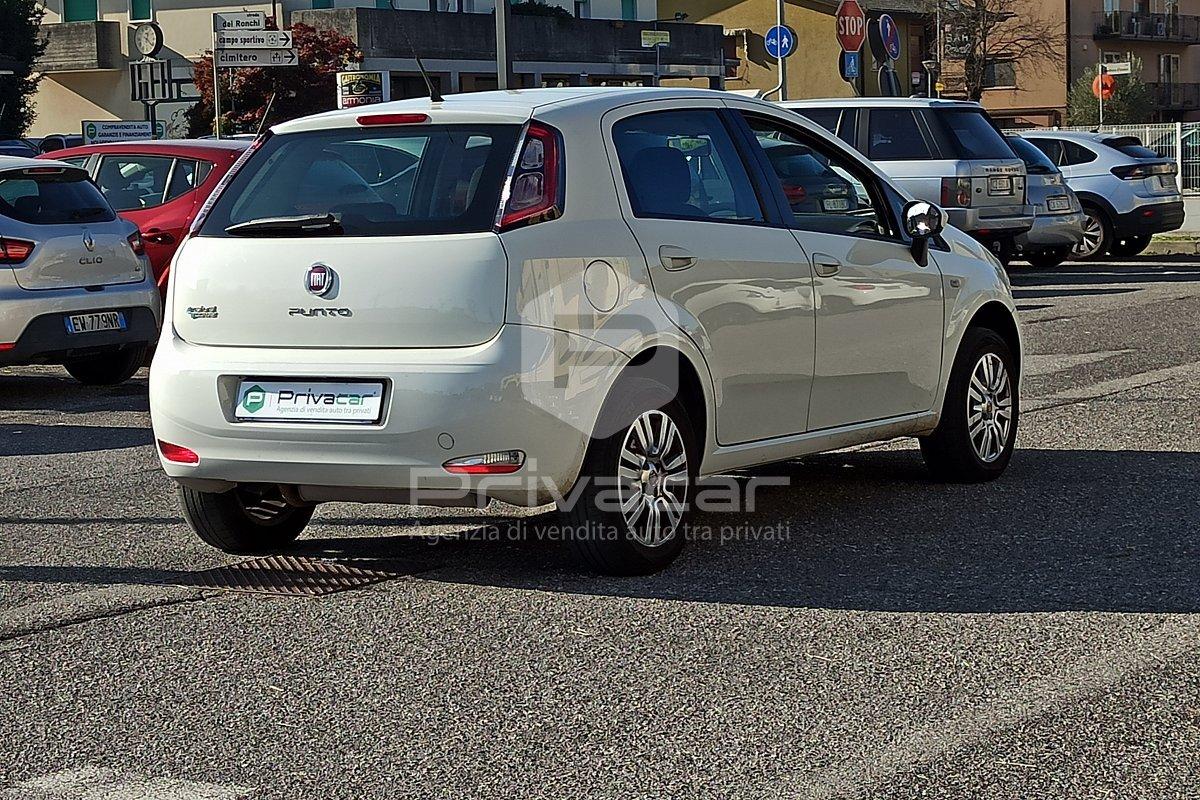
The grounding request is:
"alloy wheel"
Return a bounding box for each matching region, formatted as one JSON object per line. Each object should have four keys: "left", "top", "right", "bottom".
{"left": 967, "top": 353, "right": 1014, "bottom": 464}
{"left": 616, "top": 409, "right": 689, "bottom": 548}
{"left": 1072, "top": 211, "right": 1105, "bottom": 259}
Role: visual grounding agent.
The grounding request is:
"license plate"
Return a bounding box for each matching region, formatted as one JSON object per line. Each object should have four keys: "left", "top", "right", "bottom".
{"left": 1047, "top": 196, "right": 1071, "bottom": 212}
{"left": 988, "top": 176, "right": 1013, "bottom": 195}
{"left": 65, "top": 311, "right": 126, "bottom": 334}
{"left": 235, "top": 380, "right": 384, "bottom": 424}
{"left": 822, "top": 198, "right": 851, "bottom": 212}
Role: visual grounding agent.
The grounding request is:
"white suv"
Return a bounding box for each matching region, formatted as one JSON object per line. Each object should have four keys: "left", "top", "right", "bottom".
{"left": 150, "top": 88, "right": 1022, "bottom": 575}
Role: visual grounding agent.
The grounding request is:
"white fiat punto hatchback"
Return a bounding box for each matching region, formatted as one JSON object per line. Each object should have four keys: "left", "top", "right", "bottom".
{"left": 150, "top": 87, "right": 1021, "bottom": 575}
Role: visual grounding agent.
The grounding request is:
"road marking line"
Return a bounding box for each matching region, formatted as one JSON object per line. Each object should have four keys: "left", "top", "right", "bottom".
{"left": 795, "top": 616, "right": 1200, "bottom": 800}
{"left": 2, "top": 766, "right": 254, "bottom": 799}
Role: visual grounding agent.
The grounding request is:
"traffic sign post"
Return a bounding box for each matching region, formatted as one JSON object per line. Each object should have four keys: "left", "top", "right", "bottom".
{"left": 211, "top": 11, "right": 299, "bottom": 139}
{"left": 839, "top": 50, "right": 861, "bottom": 81}
{"left": 765, "top": 25, "right": 796, "bottom": 59}
{"left": 878, "top": 14, "right": 901, "bottom": 62}
{"left": 835, "top": 0, "right": 867, "bottom": 53}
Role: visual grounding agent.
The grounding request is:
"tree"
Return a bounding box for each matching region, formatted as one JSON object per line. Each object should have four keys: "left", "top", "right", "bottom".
{"left": 186, "top": 22, "right": 359, "bottom": 137}
{"left": 1067, "top": 59, "right": 1154, "bottom": 125}
{"left": 0, "top": 0, "right": 47, "bottom": 138}
{"left": 929, "top": 0, "right": 1064, "bottom": 102}
{"left": 511, "top": 1, "right": 572, "bottom": 17}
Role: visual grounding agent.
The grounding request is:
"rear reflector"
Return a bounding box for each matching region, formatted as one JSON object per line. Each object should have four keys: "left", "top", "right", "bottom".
{"left": 443, "top": 450, "right": 525, "bottom": 475}
{"left": 0, "top": 237, "right": 34, "bottom": 264}
{"left": 357, "top": 113, "right": 430, "bottom": 126}
{"left": 0, "top": 343, "right": 14, "bottom": 351}
{"left": 158, "top": 440, "right": 200, "bottom": 465}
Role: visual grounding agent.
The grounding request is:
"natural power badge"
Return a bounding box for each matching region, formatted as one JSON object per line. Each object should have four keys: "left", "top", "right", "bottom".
{"left": 241, "top": 385, "right": 267, "bottom": 414}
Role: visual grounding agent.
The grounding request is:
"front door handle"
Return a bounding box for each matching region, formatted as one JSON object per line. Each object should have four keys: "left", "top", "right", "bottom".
{"left": 143, "top": 228, "right": 176, "bottom": 245}
{"left": 659, "top": 245, "right": 697, "bottom": 271}
{"left": 812, "top": 255, "right": 842, "bottom": 278}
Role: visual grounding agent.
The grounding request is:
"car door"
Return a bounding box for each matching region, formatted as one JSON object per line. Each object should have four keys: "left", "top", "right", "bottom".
{"left": 605, "top": 102, "right": 817, "bottom": 445}
{"left": 732, "top": 107, "right": 945, "bottom": 430}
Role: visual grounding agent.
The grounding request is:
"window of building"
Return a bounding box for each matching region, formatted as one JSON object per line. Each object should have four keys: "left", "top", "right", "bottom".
{"left": 129, "top": 0, "right": 152, "bottom": 21}
{"left": 867, "top": 109, "right": 932, "bottom": 161}
{"left": 983, "top": 58, "right": 1016, "bottom": 89}
{"left": 63, "top": 0, "right": 99, "bottom": 22}
{"left": 1160, "top": 53, "right": 1180, "bottom": 83}
{"left": 312, "top": 0, "right": 334, "bottom": 8}
{"left": 621, "top": 0, "right": 637, "bottom": 20}
{"left": 376, "top": 0, "right": 392, "bottom": 7}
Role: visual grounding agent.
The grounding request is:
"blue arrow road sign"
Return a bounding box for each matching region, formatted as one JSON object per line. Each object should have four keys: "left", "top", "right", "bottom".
{"left": 765, "top": 25, "right": 797, "bottom": 59}
{"left": 879, "top": 14, "right": 901, "bottom": 62}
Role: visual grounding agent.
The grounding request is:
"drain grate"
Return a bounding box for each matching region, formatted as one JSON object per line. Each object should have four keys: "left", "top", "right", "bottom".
{"left": 179, "top": 555, "right": 411, "bottom": 598}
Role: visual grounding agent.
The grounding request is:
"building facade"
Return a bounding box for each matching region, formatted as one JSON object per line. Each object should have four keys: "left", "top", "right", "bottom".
{"left": 1071, "top": 0, "right": 1200, "bottom": 120}
{"left": 29, "top": 0, "right": 667, "bottom": 137}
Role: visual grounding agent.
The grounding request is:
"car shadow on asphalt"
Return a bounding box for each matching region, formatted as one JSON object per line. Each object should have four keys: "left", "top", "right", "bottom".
{"left": 1, "top": 448, "right": 1195, "bottom": 614}
{"left": 0, "top": 372, "right": 148, "bottom": 414}
{"left": 0, "top": 423, "right": 153, "bottom": 456}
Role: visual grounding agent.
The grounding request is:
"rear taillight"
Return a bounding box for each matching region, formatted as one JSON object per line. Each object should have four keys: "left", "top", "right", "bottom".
{"left": 127, "top": 231, "right": 145, "bottom": 256}
{"left": 0, "top": 343, "right": 15, "bottom": 351}
{"left": 782, "top": 182, "right": 807, "bottom": 203}
{"left": 158, "top": 440, "right": 200, "bottom": 465}
{"left": 940, "top": 178, "right": 972, "bottom": 208}
{"left": 0, "top": 237, "right": 34, "bottom": 264}
{"left": 1111, "top": 162, "right": 1176, "bottom": 180}
{"left": 443, "top": 450, "right": 525, "bottom": 475}
{"left": 496, "top": 121, "right": 564, "bottom": 232}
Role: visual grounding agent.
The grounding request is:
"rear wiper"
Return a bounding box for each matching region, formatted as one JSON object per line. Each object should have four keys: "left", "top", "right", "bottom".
{"left": 70, "top": 206, "right": 108, "bottom": 220}
{"left": 224, "top": 213, "right": 344, "bottom": 237}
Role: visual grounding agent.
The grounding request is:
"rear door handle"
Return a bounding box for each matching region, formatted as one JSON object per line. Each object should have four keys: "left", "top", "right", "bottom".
{"left": 659, "top": 245, "right": 697, "bottom": 271}
{"left": 812, "top": 255, "right": 842, "bottom": 278}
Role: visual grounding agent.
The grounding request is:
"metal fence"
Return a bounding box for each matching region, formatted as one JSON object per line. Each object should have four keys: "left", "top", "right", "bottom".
{"left": 1003, "top": 122, "right": 1200, "bottom": 194}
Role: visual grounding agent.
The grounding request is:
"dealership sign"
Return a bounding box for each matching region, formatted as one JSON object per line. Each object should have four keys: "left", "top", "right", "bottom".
{"left": 337, "top": 71, "right": 391, "bottom": 109}
{"left": 81, "top": 120, "right": 164, "bottom": 143}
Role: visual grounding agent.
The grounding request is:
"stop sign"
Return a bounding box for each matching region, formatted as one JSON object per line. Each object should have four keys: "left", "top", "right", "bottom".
{"left": 1092, "top": 73, "right": 1117, "bottom": 100}
{"left": 836, "top": 0, "right": 867, "bottom": 52}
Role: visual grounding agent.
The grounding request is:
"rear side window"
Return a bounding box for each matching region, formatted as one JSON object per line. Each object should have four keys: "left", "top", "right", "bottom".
{"left": 930, "top": 109, "right": 1014, "bottom": 160}
{"left": 200, "top": 125, "right": 521, "bottom": 237}
{"left": 795, "top": 108, "right": 841, "bottom": 134}
{"left": 96, "top": 154, "right": 176, "bottom": 211}
{"left": 1103, "top": 137, "right": 1161, "bottom": 159}
{"left": 867, "top": 109, "right": 932, "bottom": 160}
{"left": 0, "top": 168, "right": 115, "bottom": 225}
{"left": 612, "top": 109, "right": 764, "bottom": 223}
{"left": 1063, "top": 141, "right": 1097, "bottom": 166}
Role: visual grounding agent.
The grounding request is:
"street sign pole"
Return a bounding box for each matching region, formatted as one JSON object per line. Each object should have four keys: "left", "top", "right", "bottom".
{"left": 213, "top": 28, "right": 221, "bottom": 140}
{"left": 1098, "top": 60, "right": 1104, "bottom": 126}
{"left": 496, "top": 0, "right": 514, "bottom": 89}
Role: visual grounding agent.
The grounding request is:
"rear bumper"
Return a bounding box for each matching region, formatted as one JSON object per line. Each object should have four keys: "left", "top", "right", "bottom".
{"left": 1114, "top": 200, "right": 1185, "bottom": 236}
{"left": 946, "top": 206, "right": 1035, "bottom": 238}
{"left": 149, "top": 324, "right": 627, "bottom": 508}
{"left": 1015, "top": 211, "right": 1085, "bottom": 250}
{"left": 0, "top": 274, "right": 162, "bottom": 366}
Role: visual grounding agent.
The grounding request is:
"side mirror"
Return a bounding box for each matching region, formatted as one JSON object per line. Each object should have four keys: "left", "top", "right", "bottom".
{"left": 903, "top": 200, "right": 945, "bottom": 267}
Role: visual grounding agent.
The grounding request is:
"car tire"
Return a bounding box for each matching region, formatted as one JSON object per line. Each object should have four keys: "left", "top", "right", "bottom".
{"left": 63, "top": 344, "right": 148, "bottom": 386}
{"left": 1070, "top": 205, "right": 1111, "bottom": 261}
{"left": 919, "top": 327, "right": 1018, "bottom": 483}
{"left": 1026, "top": 246, "right": 1072, "bottom": 270}
{"left": 1109, "top": 234, "right": 1151, "bottom": 258}
{"left": 179, "top": 485, "right": 314, "bottom": 554}
{"left": 566, "top": 376, "right": 697, "bottom": 576}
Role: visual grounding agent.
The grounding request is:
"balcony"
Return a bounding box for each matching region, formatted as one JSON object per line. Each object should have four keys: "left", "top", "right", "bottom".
{"left": 1094, "top": 11, "right": 1200, "bottom": 44}
{"left": 1147, "top": 81, "right": 1200, "bottom": 109}
{"left": 37, "top": 21, "right": 123, "bottom": 72}
{"left": 293, "top": 8, "right": 725, "bottom": 79}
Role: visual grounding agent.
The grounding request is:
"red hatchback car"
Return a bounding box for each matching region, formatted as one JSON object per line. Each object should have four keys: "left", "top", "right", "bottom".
{"left": 41, "top": 139, "right": 250, "bottom": 293}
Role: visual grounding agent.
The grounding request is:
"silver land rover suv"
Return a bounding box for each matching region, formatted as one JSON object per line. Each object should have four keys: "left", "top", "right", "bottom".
{"left": 0, "top": 156, "right": 161, "bottom": 384}
{"left": 781, "top": 98, "right": 1034, "bottom": 265}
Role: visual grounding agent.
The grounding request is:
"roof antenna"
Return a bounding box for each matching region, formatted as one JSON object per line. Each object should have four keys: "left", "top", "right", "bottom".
{"left": 398, "top": 19, "right": 443, "bottom": 103}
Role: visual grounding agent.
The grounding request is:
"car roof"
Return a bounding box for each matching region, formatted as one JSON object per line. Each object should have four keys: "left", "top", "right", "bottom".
{"left": 47, "top": 138, "right": 252, "bottom": 160}
{"left": 780, "top": 97, "right": 985, "bottom": 110}
{"left": 272, "top": 86, "right": 746, "bottom": 133}
{"left": 0, "top": 154, "right": 78, "bottom": 171}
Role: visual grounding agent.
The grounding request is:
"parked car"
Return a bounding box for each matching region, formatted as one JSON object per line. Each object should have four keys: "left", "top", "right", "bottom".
{"left": 0, "top": 156, "right": 162, "bottom": 384}
{"left": 780, "top": 98, "right": 1033, "bottom": 265}
{"left": 1005, "top": 135, "right": 1085, "bottom": 269}
{"left": 1019, "top": 131, "right": 1184, "bottom": 259}
{"left": 36, "top": 134, "right": 84, "bottom": 154}
{"left": 0, "top": 140, "right": 38, "bottom": 158}
{"left": 42, "top": 139, "right": 251, "bottom": 292}
{"left": 150, "top": 87, "right": 1021, "bottom": 575}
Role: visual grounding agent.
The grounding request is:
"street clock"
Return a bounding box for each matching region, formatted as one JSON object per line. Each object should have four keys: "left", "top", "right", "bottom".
{"left": 134, "top": 22, "right": 164, "bottom": 58}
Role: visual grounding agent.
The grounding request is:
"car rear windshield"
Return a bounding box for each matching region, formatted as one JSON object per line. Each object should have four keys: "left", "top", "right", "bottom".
{"left": 1102, "top": 136, "right": 1162, "bottom": 159}
{"left": 0, "top": 167, "right": 116, "bottom": 225}
{"left": 1006, "top": 136, "right": 1058, "bottom": 175}
{"left": 932, "top": 109, "right": 1015, "bottom": 160}
{"left": 199, "top": 124, "right": 522, "bottom": 237}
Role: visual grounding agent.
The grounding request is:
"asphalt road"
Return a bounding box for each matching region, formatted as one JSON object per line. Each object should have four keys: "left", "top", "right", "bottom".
{"left": 2, "top": 257, "right": 1198, "bottom": 799}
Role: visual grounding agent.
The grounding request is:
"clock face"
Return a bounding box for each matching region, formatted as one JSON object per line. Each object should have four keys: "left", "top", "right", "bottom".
{"left": 135, "top": 22, "right": 162, "bottom": 57}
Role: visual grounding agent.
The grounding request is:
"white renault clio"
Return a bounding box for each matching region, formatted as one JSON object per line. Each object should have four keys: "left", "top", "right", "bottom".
{"left": 151, "top": 87, "right": 1021, "bottom": 575}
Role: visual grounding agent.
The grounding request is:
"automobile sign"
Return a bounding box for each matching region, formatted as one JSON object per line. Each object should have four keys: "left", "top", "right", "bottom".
{"left": 336, "top": 71, "right": 391, "bottom": 109}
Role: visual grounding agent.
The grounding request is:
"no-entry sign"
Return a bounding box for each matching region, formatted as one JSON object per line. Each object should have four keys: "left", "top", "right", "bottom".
{"left": 836, "top": 0, "right": 867, "bottom": 53}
